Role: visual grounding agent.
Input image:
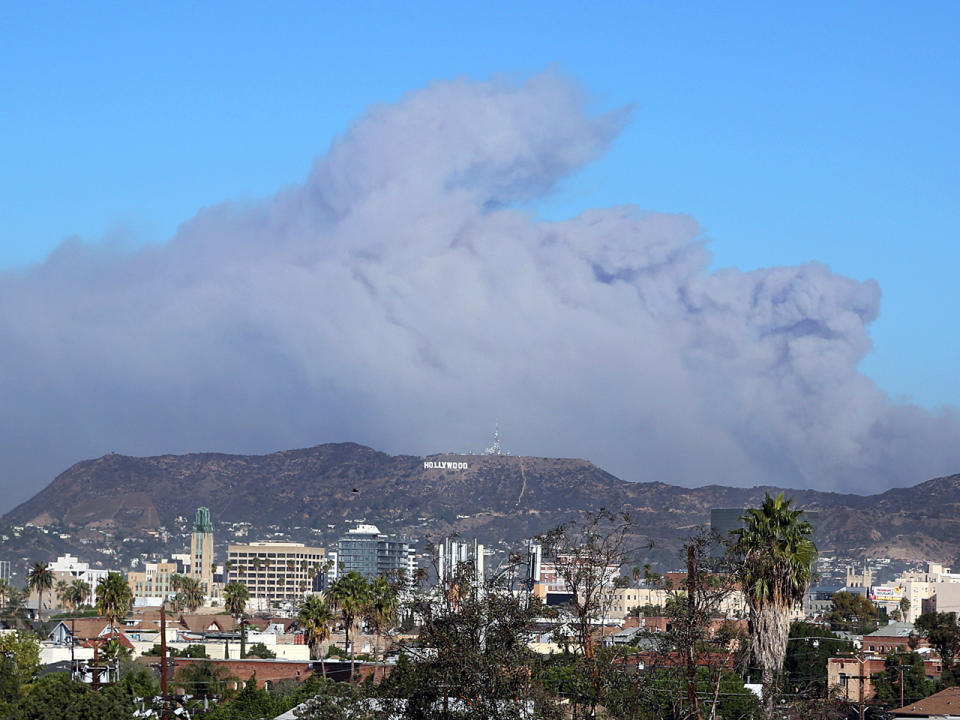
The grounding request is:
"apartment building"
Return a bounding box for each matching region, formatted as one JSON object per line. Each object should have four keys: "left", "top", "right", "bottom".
{"left": 337, "top": 525, "right": 415, "bottom": 581}
{"left": 226, "top": 542, "right": 326, "bottom": 603}
{"left": 128, "top": 560, "right": 179, "bottom": 603}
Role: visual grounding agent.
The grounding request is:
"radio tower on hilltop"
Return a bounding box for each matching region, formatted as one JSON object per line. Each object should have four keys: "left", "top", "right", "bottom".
{"left": 484, "top": 422, "right": 507, "bottom": 455}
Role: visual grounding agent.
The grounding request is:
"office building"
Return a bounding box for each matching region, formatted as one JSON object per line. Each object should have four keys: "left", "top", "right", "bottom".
{"left": 226, "top": 542, "right": 326, "bottom": 603}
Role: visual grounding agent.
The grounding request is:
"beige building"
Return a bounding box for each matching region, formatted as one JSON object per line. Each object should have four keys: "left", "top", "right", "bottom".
{"left": 227, "top": 542, "right": 325, "bottom": 604}
{"left": 128, "top": 560, "right": 179, "bottom": 602}
{"left": 890, "top": 562, "right": 960, "bottom": 622}
{"left": 189, "top": 507, "right": 215, "bottom": 594}
{"left": 598, "top": 585, "right": 750, "bottom": 622}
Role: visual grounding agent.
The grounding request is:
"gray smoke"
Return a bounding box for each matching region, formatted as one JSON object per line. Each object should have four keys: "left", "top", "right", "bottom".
{"left": 1, "top": 71, "right": 957, "bottom": 509}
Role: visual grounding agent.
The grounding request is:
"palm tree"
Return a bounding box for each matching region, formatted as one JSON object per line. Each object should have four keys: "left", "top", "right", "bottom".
{"left": 329, "top": 571, "right": 371, "bottom": 678}
{"left": 3, "top": 587, "right": 27, "bottom": 629}
{"left": 298, "top": 594, "right": 334, "bottom": 677}
{"left": 96, "top": 572, "right": 133, "bottom": 643}
{"left": 224, "top": 582, "right": 250, "bottom": 659}
{"left": 178, "top": 576, "right": 204, "bottom": 612}
{"left": 62, "top": 579, "right": 90, "bottom": 613}
{"left": 55, "top": 580, "right": 69, "bottom": 609}
{"left": 366, "top": 576, "right": 397, "bottom": 680}
{"left": 733, "top": 493, "right": 816, "bottom": 719}
{"left": 27, "top": 562, "right": 54, "bottom": 620}
{"left": 0, "top": 579, "right": 11, "bottom": 611}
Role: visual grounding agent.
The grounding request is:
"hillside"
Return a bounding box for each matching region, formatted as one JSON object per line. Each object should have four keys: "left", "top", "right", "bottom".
{"left": 5, "top": 443, "right": 960, "bottom": 564}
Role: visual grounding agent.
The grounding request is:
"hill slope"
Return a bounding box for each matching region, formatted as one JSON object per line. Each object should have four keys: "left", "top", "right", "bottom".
{"left": 6, "top": 443, "right": 960, "bottom": 563}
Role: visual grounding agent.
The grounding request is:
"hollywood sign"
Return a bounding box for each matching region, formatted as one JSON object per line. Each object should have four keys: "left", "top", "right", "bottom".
{"left": 424, "top": 461, "right": 469, "bottom": 470}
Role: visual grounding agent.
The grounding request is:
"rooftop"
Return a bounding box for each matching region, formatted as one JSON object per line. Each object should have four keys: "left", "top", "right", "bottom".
{"left": 893, "top": 685, "right": 960, "bottom": 717}
{"left": 865, "top": 621, "right": 915, "bottom": 638}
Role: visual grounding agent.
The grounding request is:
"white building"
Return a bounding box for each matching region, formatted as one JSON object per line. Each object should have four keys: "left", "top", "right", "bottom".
{"left": 437, "top": 537, "right": 485, "bottom": 586}
{"left": 48, "top": 555, "right": 109, "bottom": 605}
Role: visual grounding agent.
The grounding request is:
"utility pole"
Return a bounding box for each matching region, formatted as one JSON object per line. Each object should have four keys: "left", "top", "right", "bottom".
{"left": 858, "top": 652, "right": 866, "bottom": 720}
{"left": 160, "top": 601, "right": 169, "bottom": 720}
{"left": 899, "top": 654, "right": 904, "bottom": 708}
{"left": 160, "top": 602, "right": 168, "bottom": 696}
{"left": 686, "top": 545, "right": 701, "bottom": 720}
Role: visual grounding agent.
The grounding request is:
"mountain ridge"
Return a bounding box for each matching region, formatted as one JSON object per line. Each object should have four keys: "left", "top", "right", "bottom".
{"left": 5, "top": 442, "right": 959, "bottom": 564}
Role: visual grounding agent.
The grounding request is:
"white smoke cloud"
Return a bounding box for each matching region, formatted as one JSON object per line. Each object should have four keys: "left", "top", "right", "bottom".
{"left": 1, "top": 71, "right": 957, "bottom": 508}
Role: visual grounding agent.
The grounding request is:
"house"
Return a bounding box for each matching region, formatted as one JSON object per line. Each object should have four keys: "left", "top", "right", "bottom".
{"left": 48, "top": 618, "right": 111, "bottom": 646}
{"left": 891, "top": 686, "right": 960, "bottom": 718}
{"left": 862, "top": 622, "right": 924, "bottom": 656}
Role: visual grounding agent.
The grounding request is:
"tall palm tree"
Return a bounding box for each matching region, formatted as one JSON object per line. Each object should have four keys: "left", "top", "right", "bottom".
{"left": 298, "top": 593, "right": 334, "bottom": 677}
{"left": 224, "top": 581, "right": 250, "bottom": 659}
{"left": 26, "top": 562, "right": 54, "bottom": 621}
{"left": 96, "top": 572, "right": 133, "bottom": 638}
{"left": 329, "top": 571, "right": 371, "bottom": 678}
{"left": 733, "top": 493, "right": 816, "bottom": 719}
{"left": 366, "top": 576, "right": 397, "bottom": 680}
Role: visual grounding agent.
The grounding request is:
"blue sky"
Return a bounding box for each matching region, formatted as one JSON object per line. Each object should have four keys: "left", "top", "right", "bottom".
{"left": 2, "top": 1, "right": 958, "bottom": 409}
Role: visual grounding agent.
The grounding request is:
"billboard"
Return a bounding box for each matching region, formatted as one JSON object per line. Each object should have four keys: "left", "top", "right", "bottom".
{"left": 871, "top": 585, "right": 903, "bottom": 601}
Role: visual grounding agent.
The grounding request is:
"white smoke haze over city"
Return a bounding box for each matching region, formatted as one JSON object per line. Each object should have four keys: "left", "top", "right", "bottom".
{"left": 1, "top": 71, "right": 958, "bottom": 509}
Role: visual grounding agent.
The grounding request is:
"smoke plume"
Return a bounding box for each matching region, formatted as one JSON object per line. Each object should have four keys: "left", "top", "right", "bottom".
{"left": 1, "top": 71, "right": 957, "bottom": 508}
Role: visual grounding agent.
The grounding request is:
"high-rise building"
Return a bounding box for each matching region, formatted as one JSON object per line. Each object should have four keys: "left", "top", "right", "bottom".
{"left": 190, "top": 507, "right": 215, "bottom": 593}
{"left": 437, "top": 537, "right": 484, "bottom": 586}
{"left": 226, "top": 542, "right": 326, "bottom": 604}
{"left": 337, "top": 524, "right": 415, "bottom": 581}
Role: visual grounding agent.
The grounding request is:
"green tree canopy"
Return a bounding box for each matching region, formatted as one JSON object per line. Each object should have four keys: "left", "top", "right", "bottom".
{"left": 872, "top": 651, "right": 937, "bottom": 709}
{"left": 825, "top": 591, "right": 880, "bottom": 634}
{"left": 8, "top": 672, "right": 130, "bottom": 720}
{"left": 915, "top": 611, "right": 960, "bottom": 668}
{"left": 95, "top": 572, "right": 132, "bottom": 633}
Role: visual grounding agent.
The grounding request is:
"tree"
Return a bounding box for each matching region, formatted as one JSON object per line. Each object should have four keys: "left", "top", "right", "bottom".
{"left": 366, "top": 576, "right": 398, "bottom": 679}
{"left": 732, "top": 493, "right": 816, "bottom": 719}
{"left": 26, "top": 562, "right": 54, "bottom": 619}
{"left": 61, "top": 579, "right": 91, "bottom": 614}
{"left": 825, "top": 591, "right": 880, "bottom": 634}
{"left": 900, "top": 596, "right": 912, "bottom": 620}
{"left": 537, "top": 508, "right": 638, "bottom": 718}
{"left": 915, "top": 611, "right": 960, "bottom": 682}
{"left": 175, "top": 660, "right": 236, "bottom": 698}
{"left": 246, "top": 642, "right": 277, "bottom": 659}
{"left": 782, "top": 622, "right": 853, "bottom": 698}
{"left": 299, "top": 593, "right": 335, "bottom": 675}
{"left": 872, "top": 651, "right": 937, "bottom": 709}
{"left": 176, "top": 575, "right": 205, "bottom": 612}
{"left": 224, "top": 581, "right": 250, "bottom": 658}
{"left": 0, "top": 630, "right": 41, "bottom": 687}
{"left": 96, "top": 571, "right": 133, "bottom": 638}
{"left": 9, "top": 672, "right": 131, "bottom": 720}
{"left": 3, "top": 587, "right": 28, "bottom": 629}
{"left": 387, "top": 574, "right": 562, "bottom": 720}
{"left": 329, "top": 572, "right": 372, "bottom": 678}
{"left": 55, "top": 580, "right": 69, "bottom": 608}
